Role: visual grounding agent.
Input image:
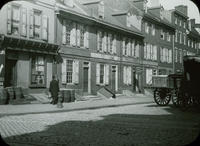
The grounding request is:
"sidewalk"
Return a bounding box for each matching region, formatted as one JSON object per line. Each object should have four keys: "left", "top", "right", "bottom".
{"left": 0, "top": 94, "right": 154, "bottom": 116}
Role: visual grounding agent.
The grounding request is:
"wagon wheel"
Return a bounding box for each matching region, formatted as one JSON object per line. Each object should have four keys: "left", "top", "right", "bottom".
{"left": 172, "top": 89, "right": 181, "bottom": 107}
{"left": 154, "top": 88, "right": 171, "bottom": 106}
{"left": 178, "top": 92, "right": 190, "bottom": 111}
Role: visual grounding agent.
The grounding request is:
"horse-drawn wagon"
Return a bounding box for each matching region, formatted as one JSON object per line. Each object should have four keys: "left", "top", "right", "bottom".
{"left": 152, "top": 55, "right": 200, "bottom": 110}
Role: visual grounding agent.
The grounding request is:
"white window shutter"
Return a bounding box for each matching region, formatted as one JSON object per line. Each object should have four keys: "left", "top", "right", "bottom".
{"left": 123, "top": 66, "right": 126, "bottom": 84}
{"left": 77, "top": 25, "right": 80, "bottom": 47}
{"left": 96, "top": 63, "right": 100, "bottom": 84}
{"left": 29, "top": 10, "right": 34, "bottom": 38}
{"left": 21, "top": 8, "right": 27, "bottom": 37}
{"left": 74, "top": 60, "right": 79, "bottom": 84}
{"left": 61, "top": 59, "right": 67, "bottom": 84}
{"left": 129, "top": 67, "right": 132, "bottom": 85}
{"left": 62, "top": 20, "right": 66, "bottom": 44}
{"left": 113, "top": 35, "right": 117, "bottom": 54}
{"left": 128, "top": 39, "right": 131, "bottom": 56}
{"left": 7, "top": 4, "right": 12, "bottom": 34}
{"left": 107, "top": 33, "right": 111, "bottom": 53}
{"left": 136, "top": 43, "right": 139, "bottom": 58}
{"left": 105, "top": 64, "right": 109, "bottom": 85}
{"left": 70, "top": 22, "right": 76, "bottom": 46}
{"left": 72, "top": 60, "right": 76, "bottom": 83}
{"left": 132, "top": 40, "right": 135, "bottom": 57}
{"left": 42, "top": 15, "right": 48, "bottom": 40}
{"left": 103, "top": 32, "right": 107, "bottom": 52}
{"left": 126, "top": 67, "right": 129, "bottom": 85}
{"left": 84, "top": 26, "right": 89, "bottom": 48}
{"left": 97, "top": 31, "right": 100, "bottom": 51}
{"left": 122, "top": 38, "right": 125, "bottom": 55}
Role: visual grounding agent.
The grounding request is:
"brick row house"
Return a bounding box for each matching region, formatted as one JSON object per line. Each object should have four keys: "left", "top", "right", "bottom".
{"left": 55, "top": 0, "right": 144, "bottom": 95}
{"left": 0, "top": 0, "right": 200, "bottom": 97}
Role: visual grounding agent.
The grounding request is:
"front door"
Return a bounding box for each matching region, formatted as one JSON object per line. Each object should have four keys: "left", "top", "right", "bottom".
{"left": 5, "top": 59, "right": 17, "bottom": 87}
{"left": 111, "top": 66, "right": 116, "bottom": 92}
{"left": 133, "top": 71, "right": 136, "bottom": 92}
{"left": 83, "top": 67, "right": 89, "bottom": 93}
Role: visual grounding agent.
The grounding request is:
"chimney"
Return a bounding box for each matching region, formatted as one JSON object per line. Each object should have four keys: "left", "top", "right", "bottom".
{"left": 175, "top": 5, "right": 188, "bottom": 17}
{"left": 149, "top": 0, "right": 160, "bottom": 7}
{"left": 190, "top": 19, "right": 195, "bottom": 28}
{"left": 130, "top": 0, "right": 148, "bottom": 12}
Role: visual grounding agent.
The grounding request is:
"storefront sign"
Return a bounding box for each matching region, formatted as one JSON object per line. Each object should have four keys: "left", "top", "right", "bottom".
{"left": 122, "top": 57, "right": 140, "bottom": 64}
{"left": 91, "top": 53, "right": 120, "bottom": 61}
{"left": 142, "top": 60, "right": 158, "bottom": 66}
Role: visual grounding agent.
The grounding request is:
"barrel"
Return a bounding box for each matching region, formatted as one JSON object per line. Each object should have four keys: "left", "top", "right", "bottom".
{"left": 14, "top": 87, "right": 23, "bottom": 99}
{"left": 63, "top": 90, "right": 71, "bottom": 103}
{"left": 0, "top": 88, "right": 9, "bottom": 105}
{"left": 6, "top": 87, "right": 15, "bottom": 100}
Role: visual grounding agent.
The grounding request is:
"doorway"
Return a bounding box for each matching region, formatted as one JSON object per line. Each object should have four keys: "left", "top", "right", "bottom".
{"left": 5, "top": 59, "right": 17, "bottom": 87}
{"left": 111, "top": 66, "right": 118, "bottom": 92}
{"left": 83, "top": 62, "right": 91, "bottom": 94}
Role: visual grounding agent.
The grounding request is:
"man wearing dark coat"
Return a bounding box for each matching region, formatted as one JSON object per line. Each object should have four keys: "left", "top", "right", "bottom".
{"left": 49, "top": 75, "right": 60, "bottom": 104}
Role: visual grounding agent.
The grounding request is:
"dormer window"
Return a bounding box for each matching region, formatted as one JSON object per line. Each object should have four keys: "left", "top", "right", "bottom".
{"left": 63, "top": 0, "right": 74, "bottom": 8}
{"left": 98, "top": 1, "right": 104, "bottom": 19}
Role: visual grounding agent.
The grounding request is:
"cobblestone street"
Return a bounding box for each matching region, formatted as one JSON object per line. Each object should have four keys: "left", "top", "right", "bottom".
{"left": 0, "top": 96, "right": 200, "bottom": 146}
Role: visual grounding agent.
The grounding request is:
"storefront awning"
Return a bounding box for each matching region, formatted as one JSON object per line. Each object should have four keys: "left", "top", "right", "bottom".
{"left": 1, "top": 35, "right": 59, "bottom": 55}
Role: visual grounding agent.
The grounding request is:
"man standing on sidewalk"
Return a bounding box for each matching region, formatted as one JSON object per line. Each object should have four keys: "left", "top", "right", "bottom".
{"left": 49, "top": 75, "right": 60, "bottom": 105}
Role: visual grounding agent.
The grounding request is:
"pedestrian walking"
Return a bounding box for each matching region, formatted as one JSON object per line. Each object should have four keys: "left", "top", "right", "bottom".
{"left": 49, "top": 75, "right": 60, "bottom": 105}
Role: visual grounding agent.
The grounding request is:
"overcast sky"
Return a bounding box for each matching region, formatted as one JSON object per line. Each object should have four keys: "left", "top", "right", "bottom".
{"left": 147, "top": 0, "right": 200, "bottom": 23}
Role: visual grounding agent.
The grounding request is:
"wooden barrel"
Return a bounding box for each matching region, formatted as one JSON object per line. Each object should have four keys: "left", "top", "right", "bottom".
{"left": 0, "top": 88, "right": 9, "bottom": 105}
{"left": 6, "top": 87, "right": 15, "bottom": 100}
{"left": 14, "top": 87, "right": 23, "bottom": 99}
{"left": 70, "top": 90, "right": 75, "bottom": 102}
{"left": 63, "top": 90, "right": 71, "bottom": 103}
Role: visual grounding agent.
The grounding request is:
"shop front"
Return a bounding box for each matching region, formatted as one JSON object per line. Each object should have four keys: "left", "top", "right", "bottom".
{"left": 1, "top": 36, "right": 59, "bottom": 92}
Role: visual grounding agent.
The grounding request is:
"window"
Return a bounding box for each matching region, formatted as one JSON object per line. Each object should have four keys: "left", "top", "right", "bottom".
{"left": 167, "top": 32, "right": 170, "bottom": 42}
{"left": 183, "top": 21, "right": 186, "bottom": 29}
{"left": 179, "top": 31, "right": 182, "bottom": 44}
{"left": 97, "top": 30, "right": 103, "bottom": 52}
{"left": 175, "top": 16, "right": 177, "bottom": 25}
{"left": 191, "top": 40, "right": 194, "bottom": 48}
{"left": 62, "top": 21, "right": 88, "bottom": 48}
{"left": 146, "top": 68, "right": 153, "bottom": 85}
{"left": 66, "top": 60, "right": 73, "bottom": 83}
{"left": 179, "top": 19, "right": 182, "bottom": 27}
{"left": 183, "top": 33, "right": 186, "bottom": 45}
{"left": 98, "top": 1, "right": 104, "bottom": 19}
{"left": 33, "top": 10, "right": 41, "bottom": 39}
{"left": 153, "top": 45, "right": 157, "bottom": 60}
{"left": 175, "top": 30, "right": 178, "bottom": 42}
{"left": 123, "top": 66, "right": 131, "bottom": 85}
{"left": 7, "top": 4, "right": 20, "bottom": 35}
{"left": 145, "top": 22, "right": 149, "bottom": 34}
{"left": 188, "top": 39, "right": 190, "bottom": 47}
{"left": 31, "top": 56, "right": 45, "bottom": 86}
{"left": 96, "top": 63, "right": 109, "bottom": 85}
{"left": 179, "top": 49, "right": 182, "bottom": 63}
{"left": 175, "top": 48, "right": 178, "bottom": 63}
{"left": 61, "top": 59, "right": 79, "bottom": 84}
{"left": 161, "top": 29, "right": 164, "bottom": 40}
{"left": 151, "top": 24, "right": 155, "bottom": 36}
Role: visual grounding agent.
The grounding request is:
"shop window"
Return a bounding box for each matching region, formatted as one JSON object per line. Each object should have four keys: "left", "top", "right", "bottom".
{"left": 31, "top": 56, "right": 45, "bottom": 86}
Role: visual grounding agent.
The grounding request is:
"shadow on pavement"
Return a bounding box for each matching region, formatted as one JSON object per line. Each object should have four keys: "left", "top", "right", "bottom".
{"left": 2, "top": 113, "right": 200, "bottom": 146}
